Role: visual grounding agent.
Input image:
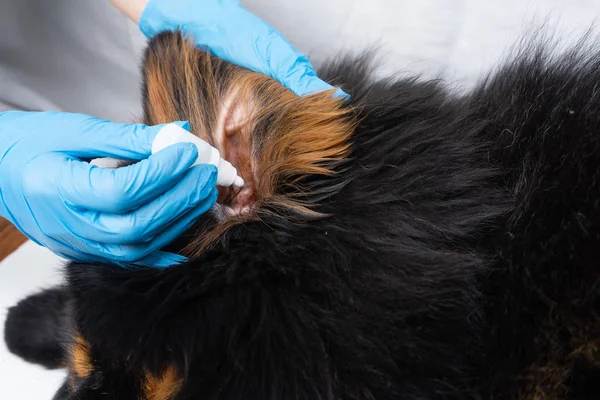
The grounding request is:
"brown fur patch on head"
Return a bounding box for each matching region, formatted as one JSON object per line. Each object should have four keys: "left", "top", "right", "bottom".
{"left": 142, "top": 366, "right": 183, "bottom": 400}
{"left": 142, "top": 32, "right": 356, "bottom": 256}
{"left": 518, "top": 315, "right": 600, "bottom": 399}
{"left": 70, "top": 335, "right": 93, "bottom": 379}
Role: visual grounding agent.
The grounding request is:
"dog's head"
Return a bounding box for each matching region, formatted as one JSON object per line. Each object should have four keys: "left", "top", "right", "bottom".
{"left": 53, "top": 31, "right": 358, "bottom": 400}
{"left": 6, "top": 31, "right": 491, "bottom": 399}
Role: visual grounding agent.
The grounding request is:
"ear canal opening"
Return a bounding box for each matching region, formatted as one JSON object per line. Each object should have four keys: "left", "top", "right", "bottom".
{"left": 141, "top": 31, "right": 356, "bottom": 257}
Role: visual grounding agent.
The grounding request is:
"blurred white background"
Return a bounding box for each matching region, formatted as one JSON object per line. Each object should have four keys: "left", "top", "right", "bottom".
{"left": 1, "top": 0, "right": 600, "bottom": 398}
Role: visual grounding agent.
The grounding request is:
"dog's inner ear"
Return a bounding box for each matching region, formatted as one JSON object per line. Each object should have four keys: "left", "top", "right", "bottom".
{"left": 142, "top": 32, "right": 355, "bottom": 255}
{"left": 142, "top": 33, "right": 257, "bottom": 217}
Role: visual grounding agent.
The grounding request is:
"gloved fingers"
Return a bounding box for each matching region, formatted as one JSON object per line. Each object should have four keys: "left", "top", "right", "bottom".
{"left": 286, "top": 70, "right": 349, "bottom": 99}
{"left": 70, "top": 187, "right": 218, "bottom": 264}
{"left": 132, "top": 251, "right": 189, "bottom": 268}
{"left": 42, "top": 232, "right": 190, "bottom": 268}
{"left": 64, "top": 115, "right": 191, "bottom": 161}
{"left": 49, "top": 238, "right": 188, "bottom": 268}
{"left": 285, "top": 67, "right": 349, "bottom": 99}
{"left": 65, "top": 164, "right": 218, "bottom": 244}
{"left": 261, "top": 31, "right": 349, "bottom": 98}
{"left": 121, "top": 188, "right": 218, "bottom": 266}
{"left": 0, "top": 110, "right": 191, "bottom": 160}
{"left": 60, "top": 142, "right": 206, "bottom": 214}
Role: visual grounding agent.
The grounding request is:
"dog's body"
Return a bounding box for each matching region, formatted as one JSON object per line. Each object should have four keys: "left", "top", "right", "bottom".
{"left": 5, "top": 33, "right": 600, "bottom": 399}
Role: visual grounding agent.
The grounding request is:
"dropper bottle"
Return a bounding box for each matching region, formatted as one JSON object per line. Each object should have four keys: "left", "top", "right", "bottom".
{"left": 151, "top": 123, "right": 244, "bottom": 188}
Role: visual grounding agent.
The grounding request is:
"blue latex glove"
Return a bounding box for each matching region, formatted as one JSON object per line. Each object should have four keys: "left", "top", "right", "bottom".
{"left": 0, "top": 111, "right": 218, "bottom": 267}
{"left": 139, "top": 0, "right": 348, "bottom": 98}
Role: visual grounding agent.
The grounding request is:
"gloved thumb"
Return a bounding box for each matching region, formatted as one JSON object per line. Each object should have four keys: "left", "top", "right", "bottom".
{"left": 53, "top": 139, "right": 201, "bottom": 214}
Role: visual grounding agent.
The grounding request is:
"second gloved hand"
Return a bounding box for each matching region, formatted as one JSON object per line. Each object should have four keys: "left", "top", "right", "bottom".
{"left": 0, "top": 111, "right": 218, "bottom": 267}
{"left": 139, "top": 0, "right": 347, "bottom": 98}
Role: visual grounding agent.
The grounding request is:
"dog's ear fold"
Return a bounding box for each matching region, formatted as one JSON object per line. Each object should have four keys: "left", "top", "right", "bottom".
{"left": 141, "top": 31, "right": 191, "bottom": 126}
{"left": 141, "top": 31, "right": 226, "bottom": 135}
{"left": 4, "top": 286, "right": 73, "bottom": 369}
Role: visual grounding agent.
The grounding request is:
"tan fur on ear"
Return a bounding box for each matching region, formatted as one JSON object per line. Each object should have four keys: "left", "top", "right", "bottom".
{"left": 143, "top": 366, "right": 184, "bottom": 400}
{"left": 142, "top": 32, "right": 357, "bottom": 256}
{"left": 70, "top": 335, "right": 93, "bottom": 379}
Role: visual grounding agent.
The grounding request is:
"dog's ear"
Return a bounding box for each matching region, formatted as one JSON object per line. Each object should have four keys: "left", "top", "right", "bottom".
{"left": 4, "top": 286, "right": 73, "bottom": 369}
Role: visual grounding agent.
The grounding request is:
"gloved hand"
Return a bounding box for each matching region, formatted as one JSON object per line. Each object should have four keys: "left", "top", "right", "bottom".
{"left": 139, "top": 0, "right": 347, "bottom": 98}
{"left": 0, "top": 111, "right": 218, "bottom": 267}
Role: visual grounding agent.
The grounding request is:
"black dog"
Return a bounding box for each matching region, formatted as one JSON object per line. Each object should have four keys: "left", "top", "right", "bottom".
{"left": 5, "top": 29, "right": 600, "bottom": 399}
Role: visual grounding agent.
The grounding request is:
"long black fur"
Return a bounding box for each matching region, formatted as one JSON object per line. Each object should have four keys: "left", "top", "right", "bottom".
{"left": 5, "top": 31, "right": 600, "bottom": 399}
{"left": 4, "top": 286, "right": 72, "bottom": 369}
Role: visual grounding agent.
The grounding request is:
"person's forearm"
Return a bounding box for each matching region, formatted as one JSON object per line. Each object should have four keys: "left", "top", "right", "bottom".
{"left": 107, "top": 0, "right": 148, "bottom": 23}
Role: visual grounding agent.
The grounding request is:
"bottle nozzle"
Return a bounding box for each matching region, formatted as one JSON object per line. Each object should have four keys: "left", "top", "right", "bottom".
{"left": 217, "top": 158, "right": 245, "bottom": 188}
{"left": 151, "top": 124, "right": 245, "bottom": 188}
{"left": 233, "top": 176, "right": 245, "bottom": 187}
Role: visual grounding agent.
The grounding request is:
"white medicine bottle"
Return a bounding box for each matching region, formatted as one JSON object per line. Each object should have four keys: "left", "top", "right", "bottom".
{"left": 151, "top": 123, "right": 244, "bottom": 188}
